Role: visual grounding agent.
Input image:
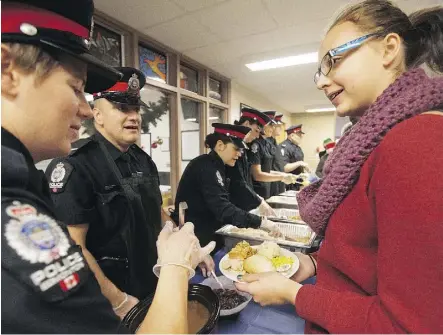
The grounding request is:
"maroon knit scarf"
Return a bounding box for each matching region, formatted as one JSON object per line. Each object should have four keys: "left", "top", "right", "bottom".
{"left": 297, "top": 68, "right": 443, "bottom": 236}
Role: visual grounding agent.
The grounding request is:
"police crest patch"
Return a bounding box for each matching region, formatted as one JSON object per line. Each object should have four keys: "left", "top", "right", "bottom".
{"left": 216, "top": 170, "right": 224, "bottom": 186}
{"left": 251, "top": 143, "right": 259, "bottom": 154}
{"left": 49, "top": 160, "right": 73, "bottom": 193}
{"left": 4, "top": 202, "right": 70, "bottom": 264}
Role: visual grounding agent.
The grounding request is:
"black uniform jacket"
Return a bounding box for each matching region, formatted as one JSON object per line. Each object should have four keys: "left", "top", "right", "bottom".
{"left": 1, "top": 128, "right": 122, "bottom": 333}
{"left": 171, "top": 151, "right": 261, "bottom": 249}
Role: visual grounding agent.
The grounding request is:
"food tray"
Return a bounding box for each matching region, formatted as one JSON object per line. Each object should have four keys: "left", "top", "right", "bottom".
{"left": 266, "top": 196, "right": 298, "bottom": 209}
{"left": 216, "top": 223, "right": 316, "bottom": 252}
{"left": 249, "top": 208, "right": 305, "bottom": 224}
{"left": 278, "top": 190, "right": 299, "bottom": 197}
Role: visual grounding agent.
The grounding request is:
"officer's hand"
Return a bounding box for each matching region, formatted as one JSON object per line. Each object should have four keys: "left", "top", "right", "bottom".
{"left": 156, "top": 221, "right": 216, "bottom": 269}
{"left": 258, "top": 200, "right": 277, "bottom": 216}
{"left": 282, "top": 174, "right": 295, "bottom": 185}
{"left": 260, "top": 218, "right": 284, "bottom": 238}
{"left": 198, "top": 255, "right": 215, "bottom": 277}
{"left": 113, "top": 293, "right": 139, "bottom": 320}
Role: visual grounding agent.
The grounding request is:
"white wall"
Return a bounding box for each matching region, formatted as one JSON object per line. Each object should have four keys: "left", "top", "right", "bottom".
{"left": 230, "top": 81, "right": 292, "bottom": 122}
{"left": 290, "top": 112, "right": 336, "bottom": 170}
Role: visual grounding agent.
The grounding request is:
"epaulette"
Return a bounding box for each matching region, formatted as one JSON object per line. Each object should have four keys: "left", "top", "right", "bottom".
{"left": 69, "top": 137, "right": 94, "bottom": 156}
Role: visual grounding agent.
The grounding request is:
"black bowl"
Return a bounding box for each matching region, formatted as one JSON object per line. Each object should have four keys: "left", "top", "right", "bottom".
{"left": 122, "top": 284, "right": 220, "bottom": 334}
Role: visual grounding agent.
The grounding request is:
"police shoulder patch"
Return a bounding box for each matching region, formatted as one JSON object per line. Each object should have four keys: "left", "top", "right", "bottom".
{"left": 251, "top": 143, "right": 259, "bottom": 154}
{"left": 216, "top": 170, "right": 224, "bottom": 187}
{"left": 4, "top": 201, "right": 71, "bottom": 264}
{"left": 2, "top": 201, "right": 89, "bottom": 301}
{"left": 48, "top": 160, "right": 74, "bottom": 194}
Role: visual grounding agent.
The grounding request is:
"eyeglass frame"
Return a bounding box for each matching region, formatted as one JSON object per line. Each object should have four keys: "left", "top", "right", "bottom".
{"left": 314, "top": 32, "right": 383, "bottom": 84}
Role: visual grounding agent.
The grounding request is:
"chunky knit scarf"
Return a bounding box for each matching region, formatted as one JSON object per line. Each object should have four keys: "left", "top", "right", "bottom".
{"left": 297, "top": 68, "right": 443, "bottom": 236}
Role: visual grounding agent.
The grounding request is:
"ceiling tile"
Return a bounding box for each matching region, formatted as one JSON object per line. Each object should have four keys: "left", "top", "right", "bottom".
{"left": 145, "top": 16, "right": 222, "bottom": 51}
{"left": 184, "top": 19, "right": 324, "bottom": 65}
{"left": 171, "top": 0, "right": 227, "bottom": 12}
{"left": 95, "top": 0, "right": 185, "bottom": 30}
{"left": 263, "top": 0, "right": 353, "bottom": 27}
{"left": 190, "top": 0, "right": 278, "bottom": 40}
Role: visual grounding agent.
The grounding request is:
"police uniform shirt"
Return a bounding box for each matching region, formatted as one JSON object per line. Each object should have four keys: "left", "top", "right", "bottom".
{"left": 226, "top": 150, "right": 262, "bottom": 211}
{"left": 172, "top": 151, "right": 261, "bottom": 249}
{"left": 247, "top": 137, "right": 275, "bottom": 199}
{"left": 45, "top": 132, "right": 162, "bottom": 293}
{"left": 266, "top": 136, "right": 286, "bottom": 196}
{"left": 280, "top": 138, "right": 305, "bottom": 175}
{"left": 1, "top": 128, "right": 122, "bottom": 333}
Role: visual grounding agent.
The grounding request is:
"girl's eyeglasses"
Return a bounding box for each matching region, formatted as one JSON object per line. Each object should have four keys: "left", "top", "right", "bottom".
{"left": 314, "top": 33, "right": 382, "bottom": 84}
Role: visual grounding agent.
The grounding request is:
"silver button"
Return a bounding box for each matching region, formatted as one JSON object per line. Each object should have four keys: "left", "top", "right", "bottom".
{"left": 20, "top": 23, "right": 38, "bottom": 36}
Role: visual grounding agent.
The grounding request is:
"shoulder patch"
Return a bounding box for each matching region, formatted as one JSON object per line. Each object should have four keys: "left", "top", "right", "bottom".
{"left": 251, "top": 143, "right": 259, "bottom": 154}
{"left": 2, "top": 201, "right": 90, "bottom": 301}
{"left": 4, "top": 201, "right": 71, "bottom": 264}
{"left": 216, "top": 170, "right": 224, "bottom": 187}
{"left": 48, "top": 160, "right": 74, "bottom": 194}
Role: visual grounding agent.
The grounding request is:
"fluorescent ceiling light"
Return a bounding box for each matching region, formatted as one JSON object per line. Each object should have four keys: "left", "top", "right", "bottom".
{"left": 305, "top": 107, "right": 336, "bottom": 113}
{"left": 208, "top": 116, "right": 220, "bottom": 120}
{"left": 185, "top": 118, "right": 197, "bottom": 122}
{"left": 246, "top": 52, "right": 318, "bottom": 71}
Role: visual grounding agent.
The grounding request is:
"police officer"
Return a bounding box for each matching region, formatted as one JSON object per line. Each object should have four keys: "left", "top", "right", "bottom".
{"left": 172, "top": 123, "right": 281, "bottom": 251}
{"left": 315, "top": 138, "right": 336, "bottom": 178}
{"left": 263, "top": 112, "right": 287, "bottom": 196}
{"left": 227, "top": 112, "right": 275, "bottom": 215}
{"left": 246, "top": 108, "right": 294, "bottom": 199}
{"left": 279, "top": 124, "right": 310, "bottom": 190}
{"left": 46, "top": 67, "right": 164, "bottom": 315}
{"left": 1, "top": 1, "right": 212, "bottom": 333}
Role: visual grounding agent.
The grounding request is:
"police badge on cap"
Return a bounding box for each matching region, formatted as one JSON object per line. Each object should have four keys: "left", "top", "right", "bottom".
{"left": 93, "top": 67, "right": 148, "bottom": 110}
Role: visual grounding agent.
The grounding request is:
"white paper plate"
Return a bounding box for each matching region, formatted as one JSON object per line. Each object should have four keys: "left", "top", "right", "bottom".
{"left": 219, "top": 247, "right": 300, "bottom": 282}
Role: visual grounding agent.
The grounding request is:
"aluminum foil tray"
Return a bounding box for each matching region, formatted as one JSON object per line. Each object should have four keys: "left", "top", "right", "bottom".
{"left": 216, "top": 223, "right": 316, "bottom": 251}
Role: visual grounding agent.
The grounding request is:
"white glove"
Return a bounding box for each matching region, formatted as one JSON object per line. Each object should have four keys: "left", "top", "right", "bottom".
{"left": 258, "top": 200, "right": 277, "bottom": 216}
{"left": 282, "top": 174, "right": 295, "bottom": 185}
{"left": 113, "top": 293, "right": 139, "bottom": 320}
{"left": 260, "top": 218, "right": 285, "bottom": 238}
{"left": 155, "top": 222, "right": 216, "bottom": 278}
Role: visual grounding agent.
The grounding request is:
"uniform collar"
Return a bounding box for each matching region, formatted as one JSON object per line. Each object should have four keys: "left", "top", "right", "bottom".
{"left": 94, "top": 131, "right": 138, "bottom": 162}
{"left": 209, "top": 150, "right": 225, "bottom": 170}
{"left": 1, "top": 127, "right": 35, "bottom": 167}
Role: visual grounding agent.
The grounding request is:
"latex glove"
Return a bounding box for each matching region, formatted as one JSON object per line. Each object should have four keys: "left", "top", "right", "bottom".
{"left": 258, "top": 200, "right": 277, "bottom": 217}
{"left": 235, "top": 272, "right": 302, "bottom": 306}
{"left": 260, "top": 218, "right": 284, "bottom": 238}
{"left": 156, "top": 221, "right": 216, "bottom": 270}
{"left": 290, "top": 252, "right": 317, "bottom": 283}
{"left": 198, "top": 255, "right": 215, "bottom": 277}
{"left": 282, "top": 174, "right": 295, "bottom": 185}
{"left": 113, "top": 293, "right": 139, "bottom": 320}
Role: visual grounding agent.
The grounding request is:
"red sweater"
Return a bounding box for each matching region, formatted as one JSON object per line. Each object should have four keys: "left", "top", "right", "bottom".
{"left": 296, "top": 114, "right": 443, "bottom": 333}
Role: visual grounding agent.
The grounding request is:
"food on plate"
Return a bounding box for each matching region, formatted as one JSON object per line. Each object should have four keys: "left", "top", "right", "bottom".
{"left": 221, "top": 258, "right": 244, "bottom": 272}
{"left": 271, "top": 256, "right": 294, "bottom": 270}
{"left": 222, "top": 241, "right": 297, "bottom": 276}
{"left": 187, "top": 300, "right": 210, "bottom": 333}
{"left": 243, "top": 254, "right": 275, "bottom": 274}
{"left": 213, "top": 289, "right": 247, "bottom": 310}
{"left": 228, "top": 240, "right": 256, "bottom": 259}
{"left": 257, "top": 241, "right": 280, "bottom": 259}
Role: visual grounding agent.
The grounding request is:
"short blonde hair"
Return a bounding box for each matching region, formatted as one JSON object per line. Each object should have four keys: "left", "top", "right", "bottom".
{"left": 4, "top": 43, "right": 60, "bottom": 83}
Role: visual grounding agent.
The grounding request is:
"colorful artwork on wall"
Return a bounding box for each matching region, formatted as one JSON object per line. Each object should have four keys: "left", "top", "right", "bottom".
{"left": 139, "top": 44, "right": 167, "bottom": 83}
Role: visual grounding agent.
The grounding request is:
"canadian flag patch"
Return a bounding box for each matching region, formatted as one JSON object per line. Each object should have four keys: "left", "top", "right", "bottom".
{"left": 59, "top": 273, "right": 80, "bottom": 292}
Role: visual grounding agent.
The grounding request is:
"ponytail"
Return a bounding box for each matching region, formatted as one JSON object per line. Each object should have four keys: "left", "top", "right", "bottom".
{"left": 407, "top": 7, "right": 443, "bottom": 73}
